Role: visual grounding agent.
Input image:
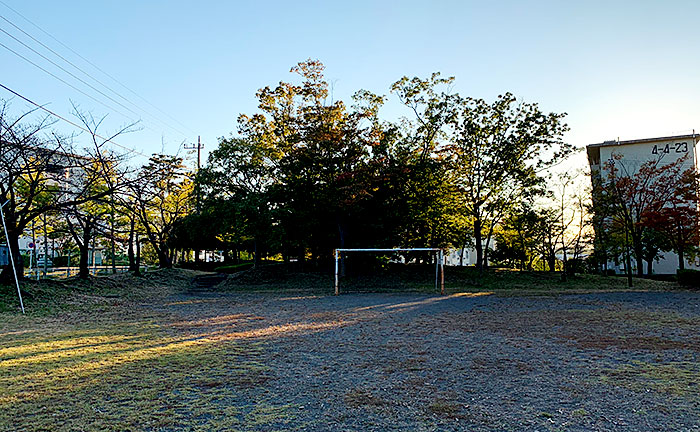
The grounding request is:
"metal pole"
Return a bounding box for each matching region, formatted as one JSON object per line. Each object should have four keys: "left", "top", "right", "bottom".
{"left": 435, "top": 251, "right": 439, "bottom": 293}
{"left": 334, "top": 249, "right": 339, "bottom": 295}
{"left": 440, "top": 250, "right": 445, "bottom": 296}
{"left": 43, "top": 213, "right": 48, "bottom": 278}
{"left": 31, "top": 220, "right": 38, "bottom": 281}
{"left": 0, "top": 201, "right": 25, "bottom": 314}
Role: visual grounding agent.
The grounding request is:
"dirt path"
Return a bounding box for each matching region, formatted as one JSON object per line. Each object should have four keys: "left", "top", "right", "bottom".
{"left": 2, "top": 286, "right": 699, "bottom": 431}
{"left": 156, "top": 290, "right": 700, "bottom": 431}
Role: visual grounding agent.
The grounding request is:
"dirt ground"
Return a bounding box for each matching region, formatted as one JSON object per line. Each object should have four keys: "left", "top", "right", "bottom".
{"left": 1, "top": 277, "right": 699, "bottom": 431}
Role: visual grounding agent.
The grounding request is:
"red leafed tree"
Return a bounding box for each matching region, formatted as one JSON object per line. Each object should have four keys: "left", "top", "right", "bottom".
{"left": 641, "top": 169, "right": 700, "bottom": 270}
{"left": 604, "top": 152, "right": 695, "bottom": 276}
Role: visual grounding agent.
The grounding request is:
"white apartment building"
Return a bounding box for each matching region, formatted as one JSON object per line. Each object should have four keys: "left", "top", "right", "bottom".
{"left": 587, "top": 133, "right": 700, "bottom": 274}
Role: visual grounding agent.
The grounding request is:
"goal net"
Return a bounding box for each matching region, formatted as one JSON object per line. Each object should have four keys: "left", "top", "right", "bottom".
{"left": 334, "top": 248, "right": 445, "bottom": 295}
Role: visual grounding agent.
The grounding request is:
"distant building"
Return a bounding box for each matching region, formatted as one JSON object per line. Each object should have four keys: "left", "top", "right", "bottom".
{"left": 444, "top": 241, "right": 496, "bottom": 266}
{"left": 587, "top": 133, "right": 700, "bottom": 274}
{"left": 0, "top": 245, "right": 8, "bottom": 266}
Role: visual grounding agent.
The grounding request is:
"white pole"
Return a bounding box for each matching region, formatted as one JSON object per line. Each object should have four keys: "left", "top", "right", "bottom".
{"left": 334, "top": 249, "right": 339, "bottom": 295}
{"left": 435, "top": 250, "right": 439, "bottom": 292}
{"left": 439, "top": 249, "right": 445, "bottom": 296}
{"left": 0, "top": 201, "right": 25, "bottom": 314}
{"left": 31, "top": 220, "right": 38, "bottom": 280}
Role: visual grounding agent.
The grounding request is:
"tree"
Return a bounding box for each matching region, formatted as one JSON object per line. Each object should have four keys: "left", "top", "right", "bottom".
{"left": 491, "top": 203, "right": 541, "bottom": 270}
{"left": 602, "top": 152, "right": 693, "bottom": 276}
{"left": 197, "top": 137, "right": 274, "bottom": 264}
{"left": 0, "top": 101, "right": 126, "bottom": 281}
{"left": 640, "top": 169, "right": 700, "bottom": 271}
{"left": 130, "top": 155, "right": 193, "bottom": 269}
{"left": 235, "top": 59, "right": 396, "bottom": 263}
{"left": 447, "top": 93, "right": 571, "bottom": 270}
{"left": 59, "top": 108, "right": 134, "bottom": 279}
{"left": 388, "top": 73, "right": 465, "bottom": 252}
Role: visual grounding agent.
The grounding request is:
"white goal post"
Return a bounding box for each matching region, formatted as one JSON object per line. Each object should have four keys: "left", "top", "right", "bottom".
{"left": 334, "top": 248, "right": 445, "bottom": 296}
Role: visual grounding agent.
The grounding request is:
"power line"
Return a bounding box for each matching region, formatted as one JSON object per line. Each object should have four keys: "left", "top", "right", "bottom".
{"left": 0, "top": 13, "right": 191, "bottom": 138}
{"left": 0, "top": 40, "right": 147, "bottom": 129}
{"left": 0, "top": 27, "right": 147, "bottom": 121}
{"left": 0, "top": 0, "right": 196, "bottom": 136}
{"left": 0, "top": 81, "right": 149, "bottom": 157}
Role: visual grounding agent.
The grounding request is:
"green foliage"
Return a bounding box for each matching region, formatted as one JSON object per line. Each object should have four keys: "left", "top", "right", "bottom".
{"left": 677, "top": 269, "right": 700, "bottom": 289}
{"left": 446, "top": 93, "right": 571, "bottom": 269}
{"left": 188, "top": 60, "right": 575, "bottom": 266}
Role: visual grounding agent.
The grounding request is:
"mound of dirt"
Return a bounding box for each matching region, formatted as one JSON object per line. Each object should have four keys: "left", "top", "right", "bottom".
{"left": 219, "top": 264, "right": 332, "bottom": 291}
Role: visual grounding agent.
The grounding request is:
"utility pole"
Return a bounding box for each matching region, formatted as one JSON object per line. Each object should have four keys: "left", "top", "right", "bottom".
{"left": 184, "top": 136, "right": 204, "bottom": 263}
{"left": 184, "top": 136, "right": 204, "bottom": 211}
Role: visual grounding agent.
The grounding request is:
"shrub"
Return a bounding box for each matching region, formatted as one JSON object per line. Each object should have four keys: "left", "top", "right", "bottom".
{"left": 677, "top": 269, "right": 700, "bottom": 289}
{"left": 52, "top": 256, "right": 69, "bottom": 267}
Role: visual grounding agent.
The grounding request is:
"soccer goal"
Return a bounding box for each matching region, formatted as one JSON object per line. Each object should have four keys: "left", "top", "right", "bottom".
{"left": 334, "top": 248, "right": 445, "bottom": 295}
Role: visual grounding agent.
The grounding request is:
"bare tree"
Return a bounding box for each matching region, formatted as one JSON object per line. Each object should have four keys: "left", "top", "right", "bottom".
{"left": 56, "top": 107, "right": 136, "bottom": 279}
{"left": 0, "top": 101, "right": 79, "bottom": 281}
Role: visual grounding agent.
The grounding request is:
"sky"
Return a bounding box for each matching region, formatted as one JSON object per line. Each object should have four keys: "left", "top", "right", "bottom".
{"left": 1, "top": 0, "right": 700, "bottom": 172}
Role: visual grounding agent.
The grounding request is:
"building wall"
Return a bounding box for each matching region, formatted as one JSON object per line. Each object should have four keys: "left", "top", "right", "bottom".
{"left": 588, "top": 135, "right": 700, "bottom": 274}
{"left": 444, "top": 240, "right": 495, "bottom": 266}
{"left": 598, "top": 137, "right": 696, "bottom": 174}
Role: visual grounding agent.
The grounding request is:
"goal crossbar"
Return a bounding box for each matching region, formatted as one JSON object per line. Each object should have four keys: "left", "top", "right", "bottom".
{"left": 334, "top": 248, "right": 445, "bottom": 295}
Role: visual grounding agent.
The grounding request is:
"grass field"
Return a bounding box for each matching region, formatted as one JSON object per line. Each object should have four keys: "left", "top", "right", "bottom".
{"left": 0, "top": 268, "right": 697, "bottom": 431}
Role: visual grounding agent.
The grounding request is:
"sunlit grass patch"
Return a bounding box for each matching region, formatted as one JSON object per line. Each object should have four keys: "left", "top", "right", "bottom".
{"left": 600, "top": 361, "right": 700, "bottom": 400}
{"left": 244, "top": 403, "right": 300, "bottom": 428}
{"left": 0, "top": 319, "right": 274, "bottom": 431}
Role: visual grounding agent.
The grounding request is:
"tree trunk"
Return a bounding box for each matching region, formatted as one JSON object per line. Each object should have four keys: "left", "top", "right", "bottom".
{"left": 547, "top": 252, "right": 556, "bottom": 272}
{"left": 128, "top": 219, "right": 137, "bottom": 272}
{"left": 78, "top": 243, "right": 90, "bottom": 279}
{"left": 135, "top": 236, "right": 141, "bottom": 276}
{"left": 253, "top": 239, "right": 260, "bottom": 267}
{"left": 474, "top": 218, "right": 483, "bottom": 271}
{"left": 156, "top": 245, "right": 171, "bottom": 268}
{"left": 647, "top": 259, "right": 653, "bottom": 276}
{"left": 0, "top": 229, "right": 24, "bottom": 282}
{"left": 678, "top": 249, "right": 685, "bottom": 271}
{"left": 634, "top": 248, "right": 644, "bottom": 277}
{"left": 78, "top": 224, "right": 92, "bottom": 279}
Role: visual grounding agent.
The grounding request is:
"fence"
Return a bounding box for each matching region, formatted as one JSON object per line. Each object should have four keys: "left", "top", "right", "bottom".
{"left": 23, "top": 265, "right": 149, "bottom": 280}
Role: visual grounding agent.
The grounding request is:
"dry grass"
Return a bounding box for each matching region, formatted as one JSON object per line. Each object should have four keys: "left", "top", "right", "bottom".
{"left": 600, "top": 361, "right": 700, "bottom": 401}
{"left": 0, "top": 269, "right": 304, "bottom": 431}
{"left": 217, "top": 264, "right": 681, "bottom": 296}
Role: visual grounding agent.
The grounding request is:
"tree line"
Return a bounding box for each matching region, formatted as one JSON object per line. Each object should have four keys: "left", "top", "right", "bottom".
{"left": 0, "top": 101, "right": 192, "bottom": 282}
{"left": 172, "top": 59, "right": 579, "bottom": 271}
{"left": 2, "top": 59, "right": 697, "bottom": 285}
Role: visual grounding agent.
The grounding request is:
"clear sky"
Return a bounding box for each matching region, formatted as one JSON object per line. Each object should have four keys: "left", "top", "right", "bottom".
{"left": 1, "top": 0, "right": 699, "bottom": 171}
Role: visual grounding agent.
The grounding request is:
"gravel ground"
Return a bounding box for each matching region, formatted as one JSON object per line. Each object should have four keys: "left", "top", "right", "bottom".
{"left": 154, "top": 288, "right": 700, "bottom": 432}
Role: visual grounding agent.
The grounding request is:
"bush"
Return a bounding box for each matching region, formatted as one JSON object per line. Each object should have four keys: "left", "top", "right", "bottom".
{"left": 565, "top": 258, "right": 587, "bottom": 275}
{"left": 677, "top": 269, "right": 700, "bottom": 289}
{"left": 52, "top": 256, "right": 69, "bottom": 267}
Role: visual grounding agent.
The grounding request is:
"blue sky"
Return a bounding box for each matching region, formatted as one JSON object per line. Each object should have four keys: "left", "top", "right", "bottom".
{"left": 1, "top": 0, "right": 699, "bottom": 170}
